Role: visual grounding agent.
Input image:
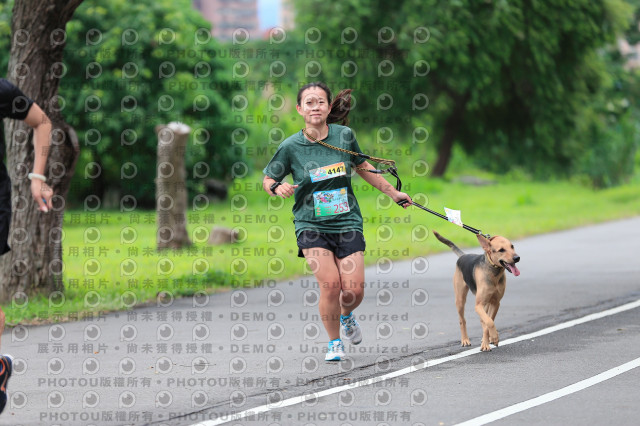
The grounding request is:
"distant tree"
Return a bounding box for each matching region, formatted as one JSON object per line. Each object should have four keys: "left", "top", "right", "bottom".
{"left": 1, "top": 0, "right": 84, "bottom": 300}
{"left": 0, "top": 4, "right": 12, "bottom": 72}
{"left": 624, "top": 0, "right": 640, "bottom": 44}
{"left": 575, "top": 0, "right": 640, "bottom": 187}
{"left": 294, "top": 0, "right": 631, "bottom": 178}
{"left": 61, "top": 0, "right": 241, "bottom": 207}
{"left": 291, "top": 0, "right": 415, "bottom": 132}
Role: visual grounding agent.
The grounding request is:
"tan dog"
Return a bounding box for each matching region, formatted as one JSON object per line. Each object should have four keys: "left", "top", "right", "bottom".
{"left": 433, "top": 231, "right": 520, "bottom": 351}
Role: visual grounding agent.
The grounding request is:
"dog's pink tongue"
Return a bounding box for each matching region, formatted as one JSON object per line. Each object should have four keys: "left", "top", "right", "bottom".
{"left": 507, "top": 263, "right": 521, "bottom": 277}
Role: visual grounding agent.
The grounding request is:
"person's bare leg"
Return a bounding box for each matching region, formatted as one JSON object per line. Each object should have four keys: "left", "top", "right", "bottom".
{"left": 337, "top": 251, "right": 365, "bottom": 316}
{"left": 303, "top": 248, "right": 342, "bottom": 340}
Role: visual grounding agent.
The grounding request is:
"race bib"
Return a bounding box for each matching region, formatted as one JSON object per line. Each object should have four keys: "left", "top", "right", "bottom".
{"left": 313, "top": 188, "right": 350, "bottom": 217}
{"left": 309, "top": 162, "right": 346, "bottom": 183}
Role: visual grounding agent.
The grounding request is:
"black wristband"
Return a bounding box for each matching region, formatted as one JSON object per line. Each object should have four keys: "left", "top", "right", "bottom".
{"left": 270, "top": 181, "right": 282, "bottom": 195}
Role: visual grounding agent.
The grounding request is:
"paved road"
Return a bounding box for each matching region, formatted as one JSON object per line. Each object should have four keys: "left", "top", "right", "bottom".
{"left": 1, "top": 217, "right": 639, "bottom": 425}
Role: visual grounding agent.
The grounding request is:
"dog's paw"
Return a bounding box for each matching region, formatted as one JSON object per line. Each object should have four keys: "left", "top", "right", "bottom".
{"left": 480, "top": 344, "right": 492, "bottom": 352}
{"left": 461, "top": 339, "right": 471, "bottom": 347}
{"left": 490, "top": 333, "right": 499, "bottom": 347}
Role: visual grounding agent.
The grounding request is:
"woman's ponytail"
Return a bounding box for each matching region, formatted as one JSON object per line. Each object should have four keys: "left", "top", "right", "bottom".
{"left": 327, "top": 89, "right": 352, "bottom": 126}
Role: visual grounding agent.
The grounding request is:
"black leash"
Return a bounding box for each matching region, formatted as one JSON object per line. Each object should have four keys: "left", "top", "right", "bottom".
{"left": 303, "top": 128, "right": 488, "bottom": 237}
{"left": 397, "top": 199, "right": 490, "bottom": 238}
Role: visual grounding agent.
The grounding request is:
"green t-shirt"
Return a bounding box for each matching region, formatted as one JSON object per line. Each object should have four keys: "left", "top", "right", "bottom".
{"left": 263, "top": 124, "right": 367, "bottom": 236}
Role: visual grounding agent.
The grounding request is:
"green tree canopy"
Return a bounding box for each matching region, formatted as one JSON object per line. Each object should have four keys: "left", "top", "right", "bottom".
{"left": 294, "top": 0, "right": 632, "bottom": 180}
{"left": 60, "top": 0, "right": 241, "bottom": 207}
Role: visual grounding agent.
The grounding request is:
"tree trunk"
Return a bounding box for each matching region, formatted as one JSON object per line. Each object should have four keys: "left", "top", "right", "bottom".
{"left": 0, "top": 0, "right": 83, "bottom": 302}
{"left": 431, "top": 93, "right": 470, "bottom": 177}
{"left": 155, "top": 122, "right": 192, "bottom": 250}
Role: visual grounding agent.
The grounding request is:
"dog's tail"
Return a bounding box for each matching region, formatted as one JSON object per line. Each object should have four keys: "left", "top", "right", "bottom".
{"left": 432, "top": 231, "right": 465, "bottom": 257}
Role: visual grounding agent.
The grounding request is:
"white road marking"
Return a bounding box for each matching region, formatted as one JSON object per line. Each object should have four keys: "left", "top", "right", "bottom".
{"left": 454, "top": 357, "right": 640, "bottom": 426}
{"left": 190, "top": 298, "right": 640, "bottom": 426}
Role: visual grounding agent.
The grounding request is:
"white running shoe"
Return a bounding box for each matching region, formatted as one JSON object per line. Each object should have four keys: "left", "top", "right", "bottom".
{"left": 325, "top": 340, "right": 345, "bottom": 362}
{"left": 340, "top": 313, "right": 362, "bottom": 345}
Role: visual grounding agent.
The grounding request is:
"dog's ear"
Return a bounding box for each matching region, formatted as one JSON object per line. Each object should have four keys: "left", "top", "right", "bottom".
{"left": 476, "top": 233, "right": 491, "bottom": 253}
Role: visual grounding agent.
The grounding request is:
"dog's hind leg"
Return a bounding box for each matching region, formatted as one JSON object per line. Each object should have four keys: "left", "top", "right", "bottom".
{"left": 453, "top": 269, "right": 471, "bottom": 347}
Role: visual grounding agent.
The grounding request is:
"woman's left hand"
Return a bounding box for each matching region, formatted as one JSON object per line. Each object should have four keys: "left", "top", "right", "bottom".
{"left": 393, "top": 191, "right": 412, "bottom": 209}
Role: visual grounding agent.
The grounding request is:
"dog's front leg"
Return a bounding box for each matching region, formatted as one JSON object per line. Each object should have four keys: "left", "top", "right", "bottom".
{"left": 475, "top": 304, "right": 495, "bottom": 351}
{"left": 486, "top": 302, "right": 500, "bottom": 347}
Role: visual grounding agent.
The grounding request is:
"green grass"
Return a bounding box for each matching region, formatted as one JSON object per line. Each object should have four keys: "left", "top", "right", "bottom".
{"left": 4, "top": 172, "right": 640, "bottom": 325}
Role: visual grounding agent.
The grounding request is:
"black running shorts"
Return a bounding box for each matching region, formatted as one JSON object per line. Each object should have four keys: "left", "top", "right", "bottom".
{"left": 296, "top": 230, "right": 366, "bottom": 259}
{"left": 0, "top": 165, "right": 11, "bottom": 255}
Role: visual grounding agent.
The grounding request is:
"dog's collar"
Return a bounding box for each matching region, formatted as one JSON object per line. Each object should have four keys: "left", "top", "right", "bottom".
{"left": 486, "top": 253, "right": 502, "bottom": 269}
